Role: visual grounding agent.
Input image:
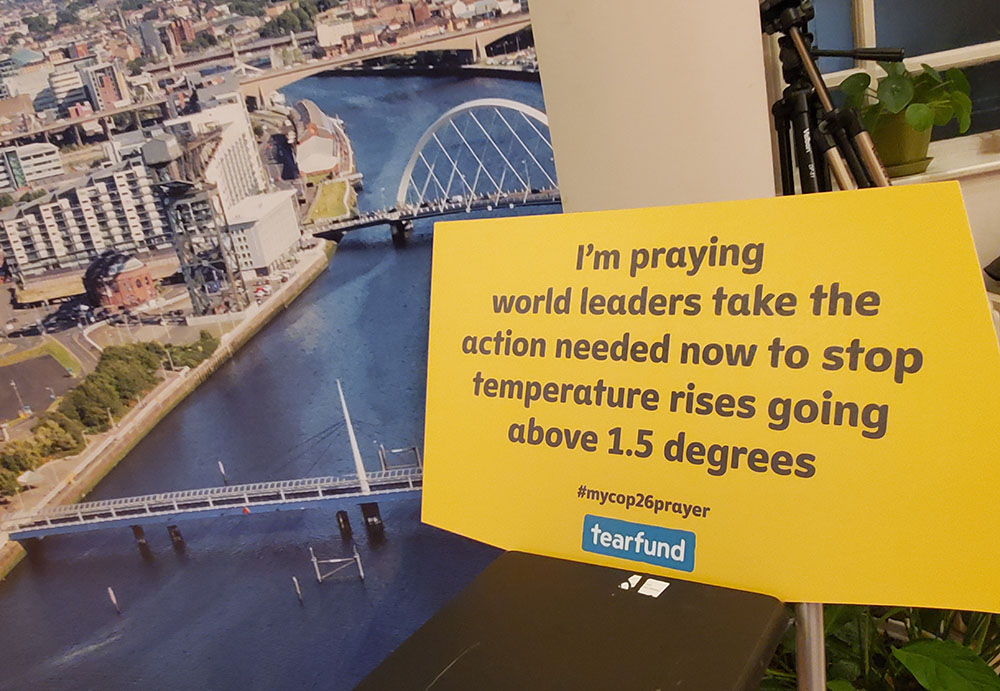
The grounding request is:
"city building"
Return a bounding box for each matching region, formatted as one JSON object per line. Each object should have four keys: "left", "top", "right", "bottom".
{"left": 14, "top": 143, "right": 63, "bottom": 184}
{"left": 79, "top": 62, "right": 132, "bottom": 111}
{"left": 0, "top": 159, "right": 170, "bottom": 281}
{"left": 157, "top": 101, "right": 269, "bottom": 210}
{"left": 66, "top": 42, "right": 90, "bottom": 60}
{"left": 0, "top": 79, "right": 8, "bottom": 100}
{"left": 166, "top": 18, "right": 196, "bottom": 49}
{"left": 224, "top": 189, "right": 301, "bottom": 280}
{"left": 136, "top": 21, "right": 168, "bottom": 61}
{"left": 43, "top": 67, "right": 88, "bottom": 113}
{"left": 450, "top": 0, "right": 501, "bottom": 19}
{"left": 0, "top": 54, "right": 16, "bottom": 78}
{"left": 102, "top": 130, "right": 149, "bottom": 165}
{"left": 0, "top": 142, "right": 63, "bottom": 192}
{"left": 315, "top": 10, "right": 357, "bottom": 49}
{"left": 83, "top": 251, "right": 157, "bottom": 309}
{"left": 8, "top": 48, "right": 44, "bottom": 70}
{"left": 291, "top": 99, "right": 353, "bottom": 178}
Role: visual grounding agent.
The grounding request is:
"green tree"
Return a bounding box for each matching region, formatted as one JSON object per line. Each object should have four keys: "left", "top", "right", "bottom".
{"left": 127, "top": 57, "right": 147, "bottom": 75}
{"left": 0, "top": 440, "right": 41, "bottom": 474}
{"left": 56, "top": 8, "right": 79, "bottom": 27}
{"left": 0, "top": 468, "right": 20, "bottom": 496}
{"left": 0, "top": 193, "right": 14, "bottom": 209}
{"left": 32, "top": 419, "right": 81, "bottom": 457}
{"left": 24, "top": 15, "right": 52, "bottom": 33}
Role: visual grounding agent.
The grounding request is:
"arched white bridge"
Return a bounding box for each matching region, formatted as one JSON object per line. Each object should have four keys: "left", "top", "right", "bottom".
{"left": 396, "top": 98, "right": 557, "bottom": 209}
{"left": 312, "top": 98, "right": 560, "bottom": 242}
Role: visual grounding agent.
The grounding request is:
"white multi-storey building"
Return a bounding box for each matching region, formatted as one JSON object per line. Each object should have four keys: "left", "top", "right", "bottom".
{"left": 0, "top": 143, "right": 64, "bottom": 192}
{"left": 16, "top": 143, "right": 63, "bottom": 184}
{"left": 45, "top": 67, "right": 88, "bottom": 113}
{"left": 0, "top": 160, "right": 169, "bottom": 280}
{"left": 225, "top": 189, "right": 301, "bottom": 280}
{"left": 160, "top": 102, "right": 268, "bottom": 211}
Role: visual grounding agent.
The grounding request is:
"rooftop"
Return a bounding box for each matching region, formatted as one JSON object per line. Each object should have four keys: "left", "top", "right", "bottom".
{"left": 226, "top": 189, "right": 295, "bottom": 225}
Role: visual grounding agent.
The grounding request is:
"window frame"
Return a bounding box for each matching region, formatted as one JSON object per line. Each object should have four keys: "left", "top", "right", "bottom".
{"left": 822, "top": 0, "right": 1000, "bottom": 90}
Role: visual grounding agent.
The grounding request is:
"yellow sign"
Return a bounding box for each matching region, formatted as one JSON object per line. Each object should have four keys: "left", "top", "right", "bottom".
{"left": 422, "top": 182, "right": 1000, "bottom": 612}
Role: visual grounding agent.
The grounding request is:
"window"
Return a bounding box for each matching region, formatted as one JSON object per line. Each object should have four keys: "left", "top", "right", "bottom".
{"left": 813, "top": 0, "right": 1000, "bottom": 138}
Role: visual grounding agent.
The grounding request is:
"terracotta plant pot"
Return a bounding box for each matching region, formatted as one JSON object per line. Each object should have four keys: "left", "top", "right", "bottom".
{"left": 870, "top": 112, "right": 933, "bottom": 176}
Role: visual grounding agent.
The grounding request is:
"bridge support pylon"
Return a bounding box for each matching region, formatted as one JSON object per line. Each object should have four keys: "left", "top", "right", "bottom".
{"left": 390, "top": 219, "right": 412, "bottom": 247}
{"left": 167, "top": 524, "right": 184, "bottom": 547}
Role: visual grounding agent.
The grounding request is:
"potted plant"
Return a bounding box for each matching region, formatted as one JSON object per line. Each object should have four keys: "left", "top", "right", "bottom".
{"left": 838, "top": 62, "right": 972, "bottom": 176}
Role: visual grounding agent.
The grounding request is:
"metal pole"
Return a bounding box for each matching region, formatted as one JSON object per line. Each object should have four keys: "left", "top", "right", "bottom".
{"left": 292, "top": 575, "right": 303, "bottom": 603}
{"left": 336, "top": 379, "right": 370, "bottom": 494}
{"left": 795, "top": 602, "right": 826, "bottom": 690}
{"left": 9, "top": 380, "right": 25, "bottom": 414}
{"left": 309, "top": 546, "right": 322, "bottom": 583}
{"left": 218, "top": 460, "right": 228, "bottom": 485}
{"left": 353, "top": 544, "right": 364, "bottom": 581}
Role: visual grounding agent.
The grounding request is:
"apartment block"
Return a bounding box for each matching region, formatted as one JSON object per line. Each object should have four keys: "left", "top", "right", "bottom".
{"left": 159, "top": 101, "right": 268, "bottom": 211}
{"left": 0, "top": 143, "right": 64, "bottom": 192}
{"left": 0, "top": 160, "right": 169, "bottom": 281}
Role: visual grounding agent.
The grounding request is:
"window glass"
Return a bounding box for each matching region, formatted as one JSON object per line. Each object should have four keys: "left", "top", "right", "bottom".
{"left": 812, "top": 0, "right": 855, "bottom": 72}
{"left": 874, "top": 0, "right": 1000, "bottom": 56}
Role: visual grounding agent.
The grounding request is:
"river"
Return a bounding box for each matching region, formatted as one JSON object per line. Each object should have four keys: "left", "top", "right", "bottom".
{"left": 0, "top": 74, "right": 556, "bottom": 689}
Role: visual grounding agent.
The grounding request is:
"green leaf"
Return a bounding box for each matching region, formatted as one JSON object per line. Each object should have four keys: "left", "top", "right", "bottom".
{"left": 950, "top": 91, "right": 973, "bottom": 133}
{"left": 861, "top": 105, "right": 882, "bottom": 133}
{"left": 905, "top": 103, "right": 935, "bottom": 131}
{"left": 879, "top": 60, "right": 907, "bottom": 78}
{"left": 946, "top": 67, "right": 971, "bottom": 95}
{"left": 921, "top": 63, "right": 944, "bottom": 83}
{"left": 878, "top": 74, "right": 914, "bottom": 113}
{"left": 839, "top": 73, "right": 871, "bottom": 110}
{"left": 840, "top": 72, "right": 871, "bottom": 96}
{"left": 827, "top": 681, "right": 855, "bottom": 691}
{"left": 892, "top": 640, "right": 1000, "bottom": 691}
{"left": 932, "top": 102, "right": 954, "bottom": 127}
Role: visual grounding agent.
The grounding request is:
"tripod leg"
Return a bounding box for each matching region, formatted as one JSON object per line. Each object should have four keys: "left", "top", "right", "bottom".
{"left": 842, "top": 109, "right": 892, "bottom": 187}
{"left": 808, "top": 95, "right": 831, "bottom": 192}
{"left": 788, "top": 88, "right": 818, "bottom": 194}
{"left": 827, "top": 110, "right": 872, "bottom": 188}
{"left": 772, "top": 100, "right": 796, "bottom": 195}
{"left": 815, "top": 127, "right": 856, "bottom": 190}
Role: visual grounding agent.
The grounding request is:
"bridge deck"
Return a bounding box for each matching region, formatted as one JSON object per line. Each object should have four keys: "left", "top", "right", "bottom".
{"left": 2, "top": 468, "right": 421, "bottom": 541}
{"left": 310, "top": 190, "right": 560, "bottom": 239}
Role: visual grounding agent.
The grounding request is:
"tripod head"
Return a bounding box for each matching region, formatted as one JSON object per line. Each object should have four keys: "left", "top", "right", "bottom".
{"left": 762, "top": 0, "right": 905, "bottom": 63}
{"left": 760, "top": 0, "right": 813, "bottom": 36}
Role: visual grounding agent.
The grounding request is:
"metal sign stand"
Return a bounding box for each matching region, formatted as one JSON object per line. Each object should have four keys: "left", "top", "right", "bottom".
{"left": 309, "top": 545, "right": 365, "bottom": 583}
{"left": 795, "top": 603, "right": 826, "bottom": 690}
{"left": 759, "top": 2, "right": 897, "bottom": 687}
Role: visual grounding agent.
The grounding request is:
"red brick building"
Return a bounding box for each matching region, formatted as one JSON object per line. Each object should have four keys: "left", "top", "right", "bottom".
{"left": 83, "top": 252, "right": 157, "bottom": 309}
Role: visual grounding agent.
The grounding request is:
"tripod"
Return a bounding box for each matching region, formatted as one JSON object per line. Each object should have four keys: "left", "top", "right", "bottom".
{"left": 762, "top": 0, "right": 900, "bottom": 194}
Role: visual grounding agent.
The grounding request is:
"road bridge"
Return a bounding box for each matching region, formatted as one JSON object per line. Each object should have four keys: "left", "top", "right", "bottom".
{"left": 0, "top": 97, "right": 170, "bottom": 147}
{"left": 240, "top": 15, "right": 531, "bottom": 106}
{"left": 1, "top": 468, "right": 421, "bottom": 541}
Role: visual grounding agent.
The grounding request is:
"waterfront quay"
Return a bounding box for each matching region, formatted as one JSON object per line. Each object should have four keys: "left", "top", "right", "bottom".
{"left": 0, "top": 242, "right": 333, "bottom": 579}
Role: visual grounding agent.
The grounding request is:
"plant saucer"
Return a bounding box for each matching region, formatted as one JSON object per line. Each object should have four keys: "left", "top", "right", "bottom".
{"left": 886, "top": 157, "right": 933, "bottom": 177}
